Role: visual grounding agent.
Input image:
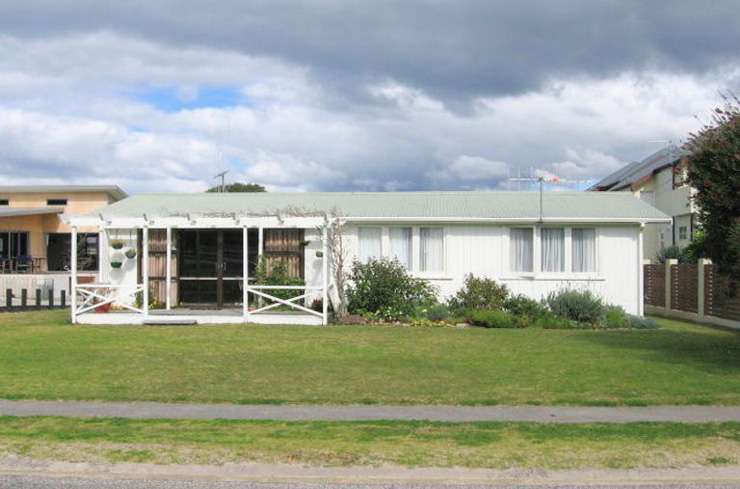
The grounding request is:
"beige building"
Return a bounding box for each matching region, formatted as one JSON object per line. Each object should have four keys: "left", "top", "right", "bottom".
{"left": 0, "top": 186, "right": 126, "bottom": 273}
{"left": 589, "top": 146, "right": 696, "bottom": 261}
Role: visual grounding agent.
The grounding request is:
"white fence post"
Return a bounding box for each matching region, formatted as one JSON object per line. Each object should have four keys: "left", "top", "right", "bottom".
{"left": 322, "top": 225, "right": 328, "bottom": 325}
{"left": 165, "top": 226, "right": 172, "bottom": 310}
{"left": 243, "top": 225, "right": 249, "bottom": 321}
{"left": 142, "top": 226, "right": 149, "bottom": 317}
{"left": 637, "top": 224, "right": 644, "bottom": 316}
{"left": 70, "top": 226, "right": 77, "bottom": 324}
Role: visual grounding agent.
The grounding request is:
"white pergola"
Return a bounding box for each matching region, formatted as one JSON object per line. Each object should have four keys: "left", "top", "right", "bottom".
{"left": 67, "top": 213, "right": 331, "bottom": 325}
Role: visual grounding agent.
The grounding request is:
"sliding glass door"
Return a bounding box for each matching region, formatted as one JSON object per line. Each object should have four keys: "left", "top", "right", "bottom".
{"left": 178, "top": 229, "right": 243, "bottom": 308}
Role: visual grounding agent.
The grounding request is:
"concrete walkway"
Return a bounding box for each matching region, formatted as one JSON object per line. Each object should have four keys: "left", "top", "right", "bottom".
{"left": 1, "top": 399, "right": 739, "bottom": 423}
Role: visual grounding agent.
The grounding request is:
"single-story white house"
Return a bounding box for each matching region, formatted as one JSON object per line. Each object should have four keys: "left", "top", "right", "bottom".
{"left": 65, "top": 191, "right": 670, "bottom": 325}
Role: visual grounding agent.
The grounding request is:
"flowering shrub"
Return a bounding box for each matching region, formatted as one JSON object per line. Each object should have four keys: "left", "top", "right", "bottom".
{"left": 346, "top": 258, "right": 437, "bottom": 321}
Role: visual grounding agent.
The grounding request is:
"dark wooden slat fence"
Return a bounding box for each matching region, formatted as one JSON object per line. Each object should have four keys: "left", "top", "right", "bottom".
{"left": 644, "top": 259, "right": 739, "bottom": 328}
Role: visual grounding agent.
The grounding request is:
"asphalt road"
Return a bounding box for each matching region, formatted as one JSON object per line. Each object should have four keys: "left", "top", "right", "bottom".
{"left": 3, "top": 400, "right": 740, "bottom": 423}
{"left": 1, "top": 477, "right": 738, "bottom": 489}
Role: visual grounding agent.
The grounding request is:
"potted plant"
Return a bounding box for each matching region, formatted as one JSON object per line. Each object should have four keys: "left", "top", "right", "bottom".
{"left": 110, "top": 240, "right": 125, "bottom": 250}
{"left": 95, "top": 301, "right": 112, "bottom": 313}
{"left": 110, "top": 252, "right": 124, "bottom": 269}
{"left": 124, "top": 248, "right": 137, "bottom": 259}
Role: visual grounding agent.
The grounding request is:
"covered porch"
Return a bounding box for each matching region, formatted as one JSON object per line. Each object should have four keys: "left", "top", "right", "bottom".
{"left": 67, "top": 214, "right": 330, "bottom": 326}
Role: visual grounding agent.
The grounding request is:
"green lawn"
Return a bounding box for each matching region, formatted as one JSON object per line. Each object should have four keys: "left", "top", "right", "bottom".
{"left": 0, "top": 417, "right": 738, "bottom": 469}
{"left": 0, "top": 310, "right": 738, "bottom": 405}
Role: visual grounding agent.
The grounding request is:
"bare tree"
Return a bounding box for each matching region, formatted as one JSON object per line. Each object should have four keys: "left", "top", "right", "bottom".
{"left": 319, "top": 212, "right": 350, "bottom": 318}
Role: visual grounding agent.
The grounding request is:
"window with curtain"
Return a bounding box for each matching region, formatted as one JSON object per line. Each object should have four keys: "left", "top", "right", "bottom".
{"left": 541, "top": 228, "right": 564, "bottom": 272}
{"left": 419, "top": 227, "right": 444, "bottom": 272}
{"left": 510, "top": 228, "right": 533, "bottom": 272}
{"left": 358, "top": 227, "right": 381, "bottom": 263}
{"left": 572, "top": 228, "right": 596, "bottom": 272}
{"left": 389, "top": 227, "right": 412, "bottom": 269}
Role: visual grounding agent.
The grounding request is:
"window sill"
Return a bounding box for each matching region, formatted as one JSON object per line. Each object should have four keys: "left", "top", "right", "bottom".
{"left": 411, "top": 273, "right": 453, "bottom": 281}
{"left": 501, "top": 274, "right": 605, "bottom": 282}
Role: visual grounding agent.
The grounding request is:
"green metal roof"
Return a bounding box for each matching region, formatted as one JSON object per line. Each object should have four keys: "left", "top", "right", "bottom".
{"left": 92, "top": 191, "right": 669, "bottom": 222}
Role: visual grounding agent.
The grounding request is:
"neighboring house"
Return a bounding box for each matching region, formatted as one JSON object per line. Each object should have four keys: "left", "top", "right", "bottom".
{"left": 588, "top": 146, "right": 696, "bottom": 261}
{"left": 0, "top": 186, "right": 127, "bottom": 274}
{"left": 66, "top": 191, "right": 668, "bottom": 325}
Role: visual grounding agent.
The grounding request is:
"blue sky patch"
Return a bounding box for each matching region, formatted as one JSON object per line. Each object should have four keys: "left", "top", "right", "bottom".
{"left": 136, "top": 86, "right": 242, "bottom": 112}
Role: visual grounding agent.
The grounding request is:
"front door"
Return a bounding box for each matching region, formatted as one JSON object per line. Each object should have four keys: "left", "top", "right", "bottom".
{"left": 179, "top": 229, "right": 243, "bottom": 308}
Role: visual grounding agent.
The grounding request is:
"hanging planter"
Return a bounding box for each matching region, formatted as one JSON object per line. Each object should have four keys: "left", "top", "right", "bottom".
{"left": 124, "top": 248, "right": 137, "bottom": 259}
{"left": 110, "top": 252, "right": 124, "bottom": 269}
{"left": 110, "top": 240, "right": 125, "bottom": 250}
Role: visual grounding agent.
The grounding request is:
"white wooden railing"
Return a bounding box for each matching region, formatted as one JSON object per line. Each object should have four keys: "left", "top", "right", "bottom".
{"left": 73, "top": 283, "right": 144, "bottom": 319}
{"left": 247, "top": 285, "right": 324, "bottom": 318}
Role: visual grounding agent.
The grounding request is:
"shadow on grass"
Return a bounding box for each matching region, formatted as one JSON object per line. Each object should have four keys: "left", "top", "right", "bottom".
{"left": 571, "top": 322, "right": 740, "bottom": 374}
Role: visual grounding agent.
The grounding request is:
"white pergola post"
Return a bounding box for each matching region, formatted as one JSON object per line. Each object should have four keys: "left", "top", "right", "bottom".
{"left": 322, "top": 225, "right": 328, "bottom": 325}
{"left": 165, "top": 226, "right": 172, "bottom": 310}
{"left": 637, "top": 223, "right": 644, "bottom": 316}
{"left": 257, "top": 226, "right": 264, "bottom": 308}
{"left": 70, "top": 226, "right": 78, "bottom": 324}
{"left": 243, "top": 225, "right": 249, "bottom": 321}
{"left": 142, "top": 226, "right": 149, "bottom": 317}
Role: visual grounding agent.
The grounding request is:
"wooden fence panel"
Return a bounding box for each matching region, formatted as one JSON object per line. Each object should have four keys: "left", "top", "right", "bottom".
{"left": 643, "top": 264, "right": 665, "bottom": 307}
{"left": 705, "top": 264, "right": 740, "bottom": 321}
{"left": 147, "top": 229, "right": 178, "bottom": 306}
{"left": 671, "top": 264, "right": 698, "bottom": 313}
{"left": 263, "top": 229, "right": 305, "bottom": 279}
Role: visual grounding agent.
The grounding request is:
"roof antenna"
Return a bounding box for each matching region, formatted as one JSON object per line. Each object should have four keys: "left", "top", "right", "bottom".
{"left": 213, "top": 170, "right": 229, "bottom": 193}
{"left": 538, "top": 177, "right": 544, "bottom": 223}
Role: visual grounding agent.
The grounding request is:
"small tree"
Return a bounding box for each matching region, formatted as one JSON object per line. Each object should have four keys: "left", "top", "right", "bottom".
{"left": 685, "top": 94, "right": 740, "bottom": 278}
{"left": 207, "top": 182, "right": 266, "bottom": 193}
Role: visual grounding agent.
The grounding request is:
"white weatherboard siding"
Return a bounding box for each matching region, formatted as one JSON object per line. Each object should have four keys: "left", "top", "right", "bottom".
{"left": 328, "top": 223, "right": 641, "bottom": 314}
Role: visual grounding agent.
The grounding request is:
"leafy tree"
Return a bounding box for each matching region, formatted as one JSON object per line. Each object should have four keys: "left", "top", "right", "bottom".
{"left": 207, "top": 182, "right": 266, "bottom": 193}
{"left": 685, "top": 94, "right": 740, "bottom": 277}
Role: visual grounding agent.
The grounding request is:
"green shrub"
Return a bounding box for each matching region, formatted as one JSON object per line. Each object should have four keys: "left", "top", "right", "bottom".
{"left": 425, "top": 303, "right": 451, "bottom": 321}
{"left": 534, "top": 311, "right": 587, "bottom": 329}
{"left": 255, "top": 258, "right": 305, "bottom": 303}
{"left": 628, "top": 315, "right": 659, "bottom": 329}
{"left": 468, "top": 309, "right": 523, "bottom": 328}
{"left": 346, "top": 258, "right": 437, "bottom": 322}
{"left": 605, "top": 305, "right": 630, "bottom": 329}
{"left": 448, "top": 275, "right": 509, "bottom": 312}
{"left": 504, "top": 294, "right": 548, "bottom": 318}
{"left": 546, "top": 289, "right": 606, "bottom": 325}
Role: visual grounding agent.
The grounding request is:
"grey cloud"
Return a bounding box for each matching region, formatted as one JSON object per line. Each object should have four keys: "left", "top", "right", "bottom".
{"left": 1, "top": 0, "right": 740, "bottom": 105}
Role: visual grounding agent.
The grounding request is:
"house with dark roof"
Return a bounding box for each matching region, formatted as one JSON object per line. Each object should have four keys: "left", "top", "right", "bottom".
{"left": 65, "top": 191, "right": 669, "bottom": 325}
{"left": 589, "top": 146, "right": 696, "bottom": 260}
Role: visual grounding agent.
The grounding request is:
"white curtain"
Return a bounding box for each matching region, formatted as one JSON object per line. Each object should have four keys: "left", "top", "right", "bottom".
{"left": 510, "top": 228, "right": 533, "bottom": 272}
{"left": 358, "top": 227, "right": 381, "bottom": 263}
{"left": 420, "top": 228, "right": 443, "bottom": 272}
{"left": 541, "top": 228, "right": 564, "bottom": 272}
{"left": 389, "top": 227, "right": 412, "bottom": 269}
{"left": 572, "top": 228, "right": 596, "bottom": 272}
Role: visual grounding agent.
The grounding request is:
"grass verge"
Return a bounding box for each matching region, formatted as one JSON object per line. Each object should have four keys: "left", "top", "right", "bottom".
{"left": 0, "top": 310, "right": 738, "bottom": 405}
{"left": 0, "top": 417, "right": 738, "bottom": 469}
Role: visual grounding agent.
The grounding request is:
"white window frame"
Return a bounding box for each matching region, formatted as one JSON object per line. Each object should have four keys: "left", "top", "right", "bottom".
{"left": 353, "top": 225, "right": 448, "bottom": 278}
{"left": 417, "top": 226, "right": 446, "bottom": 276}
{"left": 569, "top": 226, "right": 599, "bottom": 276}
{"left": 539, "top": 226, "right": 566, "bottom": 274}
{"left": 508, "top": 226, "right": 536, "bottom": 276}
{"left": 506, "top": 225, "right": 600, "bottom": 280}
{"left": 357, "top": 226, "right": 382, "bottom": 263}
{"left": 387, "top": 225, "right": 413, "bottom": 270}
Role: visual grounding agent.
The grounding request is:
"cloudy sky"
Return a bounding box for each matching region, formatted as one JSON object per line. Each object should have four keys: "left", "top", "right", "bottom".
{"left": 1, "top": 1, "right": 739, "bottom": 193}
